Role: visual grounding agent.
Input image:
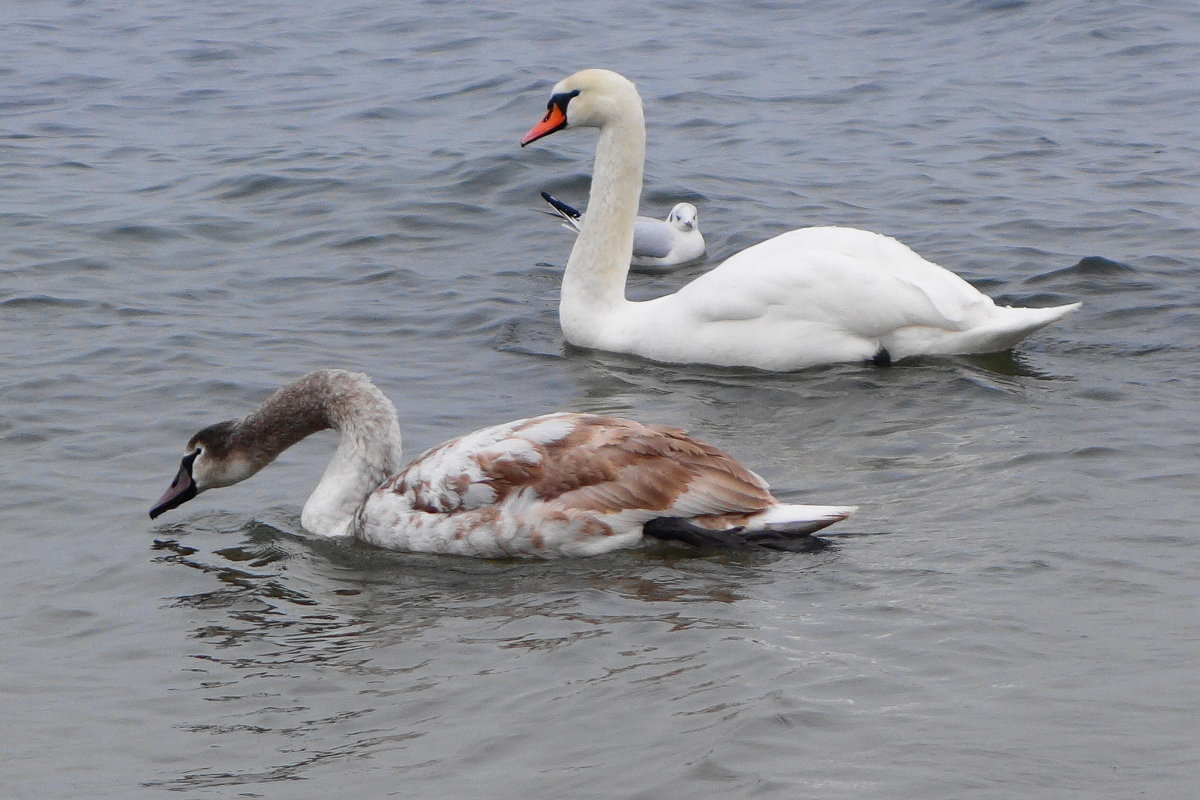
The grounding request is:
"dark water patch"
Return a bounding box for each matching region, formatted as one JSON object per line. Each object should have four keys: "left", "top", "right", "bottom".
{"left": 250, "top": 273, "right": 355, "bottom": 292}
{"left": 429, "top": 154, "right": 532, "bottom": 196}
{"left": 390, "top": 212, "right": 480, "bottom": 239}
{"left": 208, "top": 173, "right": 346, "bottom": 201}
{"left": 0, "top": 428, "right": 49, "bottom": 446}
{"left": 330, "top": 232, "right": 409, "bottom": 250}
{"left": 152, "top": 287, "right": 235, "bottom": 313}
{"left": 412, "top": 36, "right": 490, "bottom": 57}
{"left": 976, "top": 145, "right": 1060, "bottom": 162}
{"left": 1114, "top": 42, "right": 1193, "bottom": 59}
{"left": 176, "top": 87, "right": 226, "bottom": 101}
{"left": 641, "top": 187, "right": 708, "bottom": 208}
{"left": 272, "top": 227, "right": 339, "bottom": 248}
{"left": 33, "top": 121, "right": 98, "bottom": 137}
{"left": 1093, "top": 305, "right": 1185, "bottom": 324}
{"left": 183, "top": 217, "right": 258, "bottom": 243}
{"left": 353, "top": 104, "right": 420, "bottom": 121}
{"left": 0, "top": 212, "right": 46, "bottom": 227}
{"left": 1026, "top": 256, "right": 1160, "bottom": 294}
{"left": 1056, "top": 340, "right": 1182, "bottom": 358}
{"left": 949, "top": 350, "right": 1066, "bottom": 380}
{"left": 1075, "top": 386, "right": 1127, "bottom": 402}
{"left": 492, "top": 315, "right": 567, "bottom": 360}
{"left": 98, "top": 223, "right": 187, "bottom": 243}
{"left": 343, "top": 267, "right": 422, "bottom": 286}
{"left": 0, "top": 294, "right": 97, "bottom": 310}
{"left": 981, "top": 217, "right": 1117, "bottom": 240}
{"left": 0, "top": 97, "right": 58, "bottom": 114}
{"left": 102, "top": 144, "right": 165, "bottom": 161}
{"left": 963, "top": 275, "right": 1006, "bottom": 291}
{"left": 1032, "top": 255, "right": 1137, "bottom": 279}
{"left": 116, "top": 305, "right": 172, "bottom": 319}
{"left": 171, "top": 43, "right": 271, "bottom": 64}
{"left": 411, "top": 74, "right": 510, "bottom": 103}
{"left": 11, "top": 257, "right": 111, "bottom": 276}
{"left": 35, "top": 72, "right": 116, "bottom": 91}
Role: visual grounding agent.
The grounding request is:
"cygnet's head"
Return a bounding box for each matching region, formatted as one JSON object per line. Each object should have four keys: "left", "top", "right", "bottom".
{"left": 149, "top": 421, "right": 256, "bottom": 519}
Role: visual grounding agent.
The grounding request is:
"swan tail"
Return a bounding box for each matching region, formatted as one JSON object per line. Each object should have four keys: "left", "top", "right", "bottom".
{"left": 643, "top": 504, "right": 855, "bottom": 552}
{"left": 540, "top": 191, "right": 583, "bottom": 231}
{"left": 964, "top": 301, "right": 1082, "bottom": 353}
{"left": 891, "top": 301, "right": 1081, "bottom": 357}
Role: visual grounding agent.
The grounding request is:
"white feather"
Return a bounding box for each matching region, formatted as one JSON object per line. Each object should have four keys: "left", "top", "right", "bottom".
{"left": 523, "top": 69, "right": 1080, "bottom": 371}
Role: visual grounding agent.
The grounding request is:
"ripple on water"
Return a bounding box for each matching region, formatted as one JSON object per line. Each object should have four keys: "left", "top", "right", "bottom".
{"left": 97, "top": 223, "right": 187, "bottom": 242}
{"left": 207, "top": 172, "right": 347, "bottom": 201}
{"left": 3, "top": 3, "right": 1199, "bottom": 799}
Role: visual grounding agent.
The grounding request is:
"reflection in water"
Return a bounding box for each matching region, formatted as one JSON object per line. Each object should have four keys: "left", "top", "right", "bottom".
{"left": 5, "top": 0, "right": 1196, "bottom": 795}
{"left": 144, "top": 516, "right": 826, "bottom": 791}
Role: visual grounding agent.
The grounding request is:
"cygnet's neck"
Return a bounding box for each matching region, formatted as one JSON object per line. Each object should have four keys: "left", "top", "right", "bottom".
{"left": 561, "top": 104, "right": 646, "bottom": 345}
{"left": 236, "top": 370, "right": 404, "bottom": 537}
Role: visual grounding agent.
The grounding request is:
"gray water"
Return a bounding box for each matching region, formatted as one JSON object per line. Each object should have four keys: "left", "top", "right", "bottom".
{"left": 2, "top": 1, "right": 1197, "bottom": 798}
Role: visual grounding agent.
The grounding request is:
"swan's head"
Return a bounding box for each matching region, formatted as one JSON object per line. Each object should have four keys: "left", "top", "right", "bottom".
{"left": 666, "top": 203, "right": 700, "bottom": 232}
{"left": 149, "top": 420, "right": 258, "bottom": 519}
{"left": 521, "top": 69, "right": 641, "bottom": 146}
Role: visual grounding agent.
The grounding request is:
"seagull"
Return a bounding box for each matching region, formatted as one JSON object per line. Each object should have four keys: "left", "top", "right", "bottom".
{"left": 540, "top": 190, "right": 705, "bottom": 271}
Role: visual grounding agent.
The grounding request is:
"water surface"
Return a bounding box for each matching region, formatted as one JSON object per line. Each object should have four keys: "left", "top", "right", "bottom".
{"left": 1, "top": 2, "right": 1197, "bottom": 798}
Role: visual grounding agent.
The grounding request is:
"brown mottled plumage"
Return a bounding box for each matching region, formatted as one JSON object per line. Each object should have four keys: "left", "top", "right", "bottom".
{"left": 151, "top": 370, "right": 855, "bottom": 558}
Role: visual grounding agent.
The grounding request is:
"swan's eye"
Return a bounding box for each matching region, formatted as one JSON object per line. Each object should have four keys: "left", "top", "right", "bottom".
{"left": 547, "top": 88, "right": 581, "bottom": 113}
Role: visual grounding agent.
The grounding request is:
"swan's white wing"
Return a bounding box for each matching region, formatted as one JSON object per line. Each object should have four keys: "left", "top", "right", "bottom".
{"left": 679, "top": 226, "right": 995, "bottom": 334}
{"left": 779, "top": 226, "right": 987, "bottom": 322}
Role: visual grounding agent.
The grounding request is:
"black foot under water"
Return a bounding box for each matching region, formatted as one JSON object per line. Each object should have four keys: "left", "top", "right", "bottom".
{"left": 643, "top": 517, "right": 830, "bottom": 553}
{"left": 871, "top": 346, "right": 893, "bottom": 368}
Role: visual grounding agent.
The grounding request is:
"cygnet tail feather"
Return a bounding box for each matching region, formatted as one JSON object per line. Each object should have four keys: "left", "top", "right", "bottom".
{"left": 644, "top": 503, "right": 854, "bottom": 553}
{"left": 741, "top": 503, "right": 857, "bottom": 535}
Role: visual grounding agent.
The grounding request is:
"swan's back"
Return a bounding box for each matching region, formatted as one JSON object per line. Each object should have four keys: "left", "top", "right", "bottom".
{"left": 693, "top": 226, "right": 993, "bottom": 325}
{"left": 354, "top": 412, "right": 789, "bottom": 557}
{"left": 634, "top": 225, "right": 1078, "bottom": 367}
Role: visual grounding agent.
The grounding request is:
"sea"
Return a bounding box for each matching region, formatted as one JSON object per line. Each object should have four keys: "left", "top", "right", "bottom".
{"left": 1, "top": 1, "right": 1197, "bottom": 797}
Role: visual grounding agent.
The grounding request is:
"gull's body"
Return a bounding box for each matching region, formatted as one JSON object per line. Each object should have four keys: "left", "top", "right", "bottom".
{"left": 540, "top": 191, "right": 705, "bottom": 271}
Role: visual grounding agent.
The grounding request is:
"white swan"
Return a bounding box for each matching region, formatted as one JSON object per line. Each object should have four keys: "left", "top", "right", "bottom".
{"left": 540, "top": 190, "right": 705, "bottom": 270}
{"left": 521, "top": 69, "right": 1080, "bottom": 371}
{"left": 149, "top": 370, "right": 855, "bottom": 558}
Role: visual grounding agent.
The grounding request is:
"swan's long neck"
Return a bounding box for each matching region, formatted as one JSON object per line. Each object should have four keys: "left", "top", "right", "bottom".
{"left": 561, "top": 101, "right": 645, "bottom": 344}
{"left": 234, "top": 370, "right": 404, "bottom": 537}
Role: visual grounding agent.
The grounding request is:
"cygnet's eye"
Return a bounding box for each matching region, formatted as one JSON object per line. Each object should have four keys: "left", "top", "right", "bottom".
{"left": 149, "top": 447, "right": 202, "bottom": 520}
{"left": 179, "top": 446, "right": 202, "bottom": 473}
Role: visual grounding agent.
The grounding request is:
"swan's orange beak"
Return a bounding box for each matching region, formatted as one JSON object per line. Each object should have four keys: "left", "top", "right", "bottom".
{"left": 521, "top": 104, "right": 568, "bottom": 147}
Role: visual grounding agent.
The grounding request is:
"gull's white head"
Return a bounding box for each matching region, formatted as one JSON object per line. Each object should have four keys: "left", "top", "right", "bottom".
{"left": 666, "top": 203, "right": 700, "bottom": 232}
